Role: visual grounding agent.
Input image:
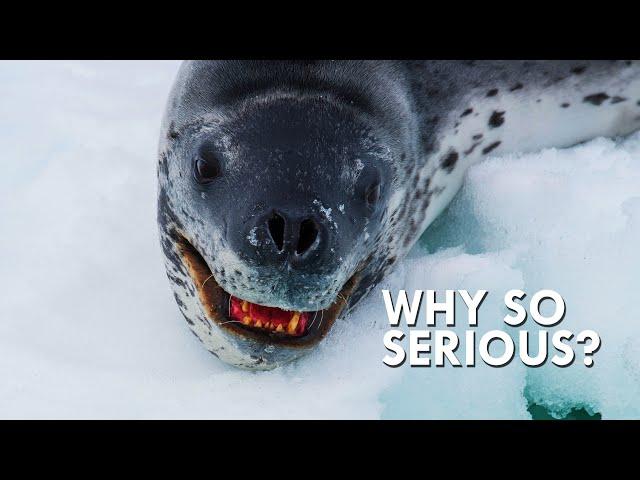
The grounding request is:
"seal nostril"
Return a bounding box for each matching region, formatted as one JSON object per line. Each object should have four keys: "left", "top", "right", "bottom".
{"left": 267, "top": 213, "right": 285, "bottom": 251}
{"left": 296, "top": 219, "right": 319, "bottom": 255}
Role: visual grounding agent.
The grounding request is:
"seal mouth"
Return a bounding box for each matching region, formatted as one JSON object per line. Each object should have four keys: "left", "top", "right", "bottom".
{"left": 175, "top": 234, "right": 360, "bottom": 347}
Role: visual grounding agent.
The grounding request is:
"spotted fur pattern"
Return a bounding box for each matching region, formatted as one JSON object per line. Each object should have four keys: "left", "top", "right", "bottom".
{"left": 159, "top": 60, "right": 640, "bottom": 369}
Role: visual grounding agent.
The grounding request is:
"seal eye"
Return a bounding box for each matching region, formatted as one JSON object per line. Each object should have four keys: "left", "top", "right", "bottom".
{"left": 356, "top": 166, "right": 383, "bottom": 210}
{"left": 365, "top": 181, "right": 381, "bottom": 207}
{"left": 194, "top": 147, "right": 221, "bottom": 184}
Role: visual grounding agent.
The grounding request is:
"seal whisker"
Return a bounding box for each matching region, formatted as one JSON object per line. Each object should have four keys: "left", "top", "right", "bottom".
{"left": 217, "top": 319, "right": 245, "bottom": 326}
{"left": 202, "top": 273, "right": 216, "bottom": 289}
{"left": 308, "top": 310, "right": 319, "bottom": 330}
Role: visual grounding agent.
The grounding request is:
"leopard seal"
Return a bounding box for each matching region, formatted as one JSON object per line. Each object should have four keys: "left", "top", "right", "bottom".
{"left": 158, "top": 60, "right": 640, "bottom": 370}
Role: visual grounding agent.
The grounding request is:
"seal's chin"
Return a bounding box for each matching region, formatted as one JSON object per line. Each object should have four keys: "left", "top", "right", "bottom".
{"left": 176, "top": 235, "right": 360, "bottom": 348}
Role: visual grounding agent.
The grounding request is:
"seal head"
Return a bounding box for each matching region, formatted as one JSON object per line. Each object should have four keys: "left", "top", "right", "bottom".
{"left": 158, "top": 61, "right": 414, "bottom": 369}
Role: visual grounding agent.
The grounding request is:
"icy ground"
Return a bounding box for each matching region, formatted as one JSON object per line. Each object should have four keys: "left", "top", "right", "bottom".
{"left": 1, "top": 61, "right": 639, "bottom": 419}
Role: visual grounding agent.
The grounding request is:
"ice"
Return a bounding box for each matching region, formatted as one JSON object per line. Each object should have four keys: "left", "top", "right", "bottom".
{"left": 376, "top": 249, "right": 530, "bottom": 419}
{"left": 411, "top": 135, "right": 640, "bottom": 418}
{"left": 1, "top": 61, "right": 639, "bottom": 418}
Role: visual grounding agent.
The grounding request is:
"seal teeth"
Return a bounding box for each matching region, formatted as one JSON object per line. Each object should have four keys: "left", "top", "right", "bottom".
{"left": 287, "top": 313, "right": 300, "bottom": 334}
{"left": 229, "top": 296, "right": 310, "bottom": 336}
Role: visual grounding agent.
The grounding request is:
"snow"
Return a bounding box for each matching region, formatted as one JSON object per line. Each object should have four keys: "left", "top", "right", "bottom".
{"left": 247, "top": 227, "right": 260, "bottom": 247}
{"left": 1, "top": 60, "right": 639, "bottom": 418}
{"left": 312, "top": 198, "right": 337, "bottom": 229}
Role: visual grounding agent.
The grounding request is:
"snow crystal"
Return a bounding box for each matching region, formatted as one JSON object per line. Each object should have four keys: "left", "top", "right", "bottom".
{"left": 313, "top": 199, "right": 337, "bottom": 229}
{"left": 247, "top": 227, "right": 259, "bottom": 247}
{"left": 313, "top": 199, "right": 333, "bottom": 220}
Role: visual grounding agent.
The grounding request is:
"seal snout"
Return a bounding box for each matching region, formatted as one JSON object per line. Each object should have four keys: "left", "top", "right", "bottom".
{"left": 262, "top": 210, "right": 325, "bottom": 265}
{"left": 243, "top": 204, "right": 332, "bottom": 275}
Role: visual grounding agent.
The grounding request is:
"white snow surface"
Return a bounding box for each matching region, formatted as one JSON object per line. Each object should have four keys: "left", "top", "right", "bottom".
{"left": 1, "top": 61, "right": 639, "bottom": 418}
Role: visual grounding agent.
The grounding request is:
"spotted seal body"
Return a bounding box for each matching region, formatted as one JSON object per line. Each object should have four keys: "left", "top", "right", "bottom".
{"left": 158, "top": 60, "right": 640, "bottom": 369}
